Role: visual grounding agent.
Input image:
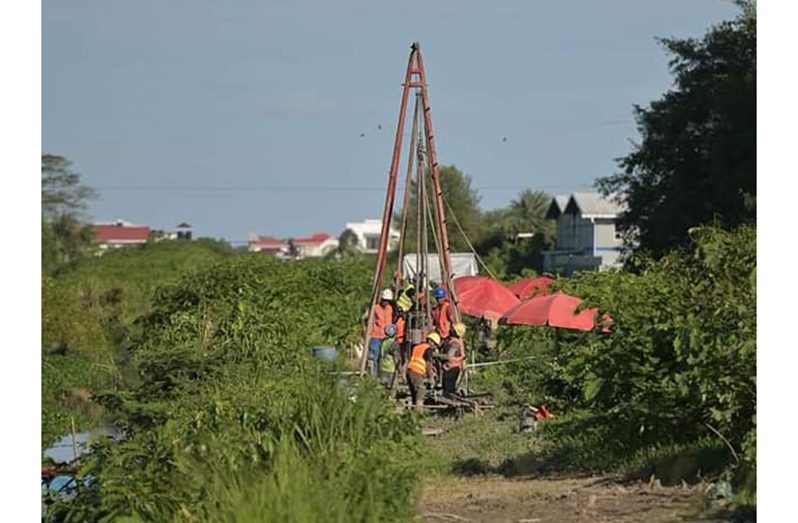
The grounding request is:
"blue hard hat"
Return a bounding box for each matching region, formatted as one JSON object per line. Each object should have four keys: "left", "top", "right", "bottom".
{"left": 384, "top": 324, "right": 397, "bottom": 336}
{"left": 434, "top": 287, "right": 447, "bottom": 299}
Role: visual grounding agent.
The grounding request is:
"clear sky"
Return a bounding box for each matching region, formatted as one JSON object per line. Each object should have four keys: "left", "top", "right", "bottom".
{"left": 42, "top": 0, "right": 740, "bottom": 243}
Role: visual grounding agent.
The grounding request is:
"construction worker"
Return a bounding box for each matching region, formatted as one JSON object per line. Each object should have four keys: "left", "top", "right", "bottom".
{"left": 432, "top": 286, "right": 455, "bottom": 339}
{"left": 368, "top": 289, "right": 395, "bottom": 378}
{"left": 519, "top": 403, "right": 538, "bottom": 434}
{"left": 395, "top": 281, "right": 416, "bottom": 314}
{"left": 379, "top": 324, "right": 400, "bottom": 387}
{"left": 434, "top": 322, "right": 467, "bottom": 395}
{"left": 519, "top": 403, "right": 554, "bottom": 434}
{"left": 395, "top": 312, "right": 407, "bottom": 366}
{"left": 406, "top": 331, "right": 442, "bottom": 408}
{"left": 478, "top": 316, "right": 498, "bottom": 357}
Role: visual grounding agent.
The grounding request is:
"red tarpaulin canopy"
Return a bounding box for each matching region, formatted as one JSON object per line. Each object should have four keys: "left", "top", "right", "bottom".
{"left": 452, "top": 275, "right": 494, "bottom": 295}
{"left": 499, "top": 291, "right": 599, "bottom": 331}
{"left": 453, "top": 276, "right": 520, "bottom": 320}
{"left": 507, "top": 276, "right": 555, "bottom": 300}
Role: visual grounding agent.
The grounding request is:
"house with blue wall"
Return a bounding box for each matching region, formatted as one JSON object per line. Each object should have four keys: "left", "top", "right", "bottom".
{"left": 542, "top": 192, "right": 627, "bottom": 275}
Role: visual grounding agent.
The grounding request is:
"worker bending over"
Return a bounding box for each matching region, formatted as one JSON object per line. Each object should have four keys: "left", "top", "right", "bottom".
{"left": 434, "top": 322, "right": 467, "bottom": 394}
{"left": 432, "top": 286, "right": 455, "bottom": 338}
{"left": 368, "top": 289, "right": 395, "bottom": 378}
{"left": 406, "top": 331, "right": 442, "bottom": 408}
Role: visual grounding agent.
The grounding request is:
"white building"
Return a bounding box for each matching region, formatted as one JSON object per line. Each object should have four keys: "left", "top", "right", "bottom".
{"left": 247, "top": 232, "right": 338, "bottom": 258}
{"left": 402, "top": 253, "right": 478, "bottom": 283}
{"left": 542, "top": 192, "right": 627, "bottom": 275}
{"left": 344, "top": 219, "right": 400, "bottom": 254}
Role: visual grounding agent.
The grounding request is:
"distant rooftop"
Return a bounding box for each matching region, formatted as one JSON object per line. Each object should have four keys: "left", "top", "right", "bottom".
{"left": 92, "top": 222, "right": 150, "bottom": 243}
{"left": 544, "top": 194, "right": 570, "bottom": 219}
{"left": 565, "top": 192, "right": 625, "bottom": 218}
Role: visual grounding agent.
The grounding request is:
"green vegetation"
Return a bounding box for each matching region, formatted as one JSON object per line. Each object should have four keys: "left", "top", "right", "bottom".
{"left": 47, "top": 257, "right": 423, "bottom": 522}
{"left": 598, "top": 4, "right": 756, "bottom": 255}
{"left": 467, "top": 226, "right": 755, "bottom": 498}
{"left": 41, "top": 5, "right": 756, "bottom": 520}
{"left": 395, "top": 164, "right": 554, "bottom": 278}
{"left": 42, "top": 240, "right": 234, "bottom": 446}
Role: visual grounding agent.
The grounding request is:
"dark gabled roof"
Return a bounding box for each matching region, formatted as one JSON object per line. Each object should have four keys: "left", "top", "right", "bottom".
{"left": 564, "top": 192, "right": 625, "bottom": 218}
{"left": 544, "top": 195, "right": 569, "bottom": 219}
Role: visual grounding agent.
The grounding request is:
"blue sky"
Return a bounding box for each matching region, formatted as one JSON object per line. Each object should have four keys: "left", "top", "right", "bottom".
{"left": 42, "top": 0, "right": 740, "bottom": 242}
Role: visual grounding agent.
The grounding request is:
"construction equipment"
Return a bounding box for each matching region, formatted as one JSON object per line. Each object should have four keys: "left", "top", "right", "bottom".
{"left": 356, "top": 43, "right": 497, "bottom": 417}
{"left": 360, "top": 42, "right": 462, "bottom": 378}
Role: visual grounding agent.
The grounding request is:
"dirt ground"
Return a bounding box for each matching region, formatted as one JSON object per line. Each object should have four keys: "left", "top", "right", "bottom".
{"left": 419, "top": 474, "right": 733, "bottom": 523}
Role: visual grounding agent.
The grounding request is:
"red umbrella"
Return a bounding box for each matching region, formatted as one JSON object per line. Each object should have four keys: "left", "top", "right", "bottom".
{"left": 499, "top": 291, "right": 598, "bottom": 331}
{"left": 507, "top": 276, "right": 555, "bottom": 300}
{"left": 454, "top": 276, "right": 520, "bottom": 320}
{"left": 452, "top": 275, "right": 495, "bottom": 295}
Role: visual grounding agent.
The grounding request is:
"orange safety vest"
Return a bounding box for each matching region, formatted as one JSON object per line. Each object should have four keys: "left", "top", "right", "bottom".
{"left": 407, "top": 342, "right": 432, "bottom": 376}
{"left": 395, "top": 315, "right": 406, "bottom": 343}
{"left": 442, "top": 337, "right": 465, "bottom": 371}
{"left": 433, "top": 300, "right": 454, "bottom": 338}
{"left": 370, "top": 302, "right": 394, "bottom": 339}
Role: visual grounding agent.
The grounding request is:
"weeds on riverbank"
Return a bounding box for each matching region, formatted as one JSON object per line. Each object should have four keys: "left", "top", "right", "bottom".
{"left": 46, "top": 257, "right": 423, "bottom": 522}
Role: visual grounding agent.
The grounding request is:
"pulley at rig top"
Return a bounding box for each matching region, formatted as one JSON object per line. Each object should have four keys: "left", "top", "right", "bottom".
{"left": 361, "top": 42, "right": 462, "bottom": 374}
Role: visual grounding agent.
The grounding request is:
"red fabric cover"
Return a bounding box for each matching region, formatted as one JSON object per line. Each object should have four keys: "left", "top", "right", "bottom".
{"left": 507, "top": 276, "right": 554, "bottom": 300}
{"left": 499, "top": 291, "right": 597, "bottom": 331}
{"left": 454, "top": 276, "right": 520, "bottom": 320}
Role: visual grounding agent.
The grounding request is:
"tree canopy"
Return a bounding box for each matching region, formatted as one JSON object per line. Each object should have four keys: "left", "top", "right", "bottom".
{"left": 42, "top": 154, "right": 98, "bottom": 272}
{"left": 597, "top": 3, "right": 756, "bottom": 256}
{"left": 42, "top": 154, "right": 97, "bottom": 221}
{"left": 397, "top": 165, "right": 482, "bottom": 254}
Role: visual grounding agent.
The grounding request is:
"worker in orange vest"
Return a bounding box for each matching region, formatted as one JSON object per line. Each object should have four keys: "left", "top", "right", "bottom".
{"left": 432, "top": 286, "right": 454, "bottom": 338}
{"left": 406, "top": 331, "right": 442, "bottom": 408}
{"left": 395, "top": 313, "right": 407, "bottom": 371}
{"left": 368, "top": 289, "right": 395, "bottom": 378}
{"left": 434, "top": 322, "right": 467, "bottom": 395}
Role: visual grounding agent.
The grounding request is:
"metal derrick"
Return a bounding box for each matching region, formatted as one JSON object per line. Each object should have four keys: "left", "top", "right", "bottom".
{"left": 360, "top": 42, "right": 462, "bottom": 376}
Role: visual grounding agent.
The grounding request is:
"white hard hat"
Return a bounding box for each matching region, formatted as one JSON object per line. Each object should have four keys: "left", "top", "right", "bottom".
{"left": 380, "top": 289, "right": 394, "bottom": 300}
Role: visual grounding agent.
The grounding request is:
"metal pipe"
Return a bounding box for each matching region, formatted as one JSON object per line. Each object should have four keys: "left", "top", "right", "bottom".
{"left": 396, "top": 93, "right": 421, "bottom": 281}
{"left": 414, "top": 44, "right": 455, "bottom": 293}
{"left": 360, "top": 45, "right": 417, "bottom": 375}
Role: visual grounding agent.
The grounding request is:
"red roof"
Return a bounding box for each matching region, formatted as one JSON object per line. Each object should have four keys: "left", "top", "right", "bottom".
{"left": 293, "top": 232, "right": 330, "bottom": 245}
{"left": 251, "top": 236, "right": 285, "bottom": 248}
{"left": 92, "top": 224, "right": 150, "bottom": 243}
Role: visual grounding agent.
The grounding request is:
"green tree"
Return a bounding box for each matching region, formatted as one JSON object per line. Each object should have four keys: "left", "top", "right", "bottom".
{"left": 597, "top": 3, "right": 756, "bottom": 256}
{"left": 42, "top": 154, "right": 98, "bottom": 272}
{"left": 326, "top": 228, "right": 361, "bottom": 260}
{"left": 497, "top": 190, "right": 554, "bottom": 241}
{"left": 42, "top": 154, "right": 97, "bottom": 221}
{"left": 475, "top": 190, "right": 554, "bottom": 278}
{"left": 397, "top": 165, "right": 483, "bottom": 254}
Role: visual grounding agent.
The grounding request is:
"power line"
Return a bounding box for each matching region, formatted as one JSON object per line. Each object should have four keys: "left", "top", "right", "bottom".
{"left": 93, "top": 183, "right": 594, "bottom": 192}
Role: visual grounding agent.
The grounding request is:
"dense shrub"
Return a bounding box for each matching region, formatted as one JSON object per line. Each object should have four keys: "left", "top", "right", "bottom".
{"left": 494, "top": 226, "right": 756, "bottom": 481}
{"left": 51, "top": 257, "right": 423, "bottom": 522}
{"left": 42, "top": 240, "right": 234, "bottom": 447}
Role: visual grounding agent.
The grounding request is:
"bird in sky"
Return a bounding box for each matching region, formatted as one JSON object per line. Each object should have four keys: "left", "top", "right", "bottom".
{"left": 502, "top": 137, "right": 507, "bottom": 143}
{"left": 377, "top": 124, "right": 382, "bottom": 131}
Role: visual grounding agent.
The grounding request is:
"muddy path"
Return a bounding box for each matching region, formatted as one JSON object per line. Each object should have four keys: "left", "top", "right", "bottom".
{"left": 419, "top": 474, "right": 733, "bottom": 523}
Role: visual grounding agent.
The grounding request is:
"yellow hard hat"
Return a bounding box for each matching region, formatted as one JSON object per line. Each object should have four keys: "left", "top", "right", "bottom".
{"left": 453, "top": 322, "right": 467, "bottom": 337}
{"left": 426, "top": 331, "right": 442, "bottom": 345}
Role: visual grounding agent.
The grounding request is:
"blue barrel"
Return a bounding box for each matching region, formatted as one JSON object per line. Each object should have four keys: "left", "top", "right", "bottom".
{"left": 312, "top": 346, "right": 337, "bottom": 363}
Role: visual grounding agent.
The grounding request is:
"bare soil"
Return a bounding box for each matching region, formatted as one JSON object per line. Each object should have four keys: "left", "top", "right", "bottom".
{"left": 419, "top": 474, "right": 731, "bottom": 523}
